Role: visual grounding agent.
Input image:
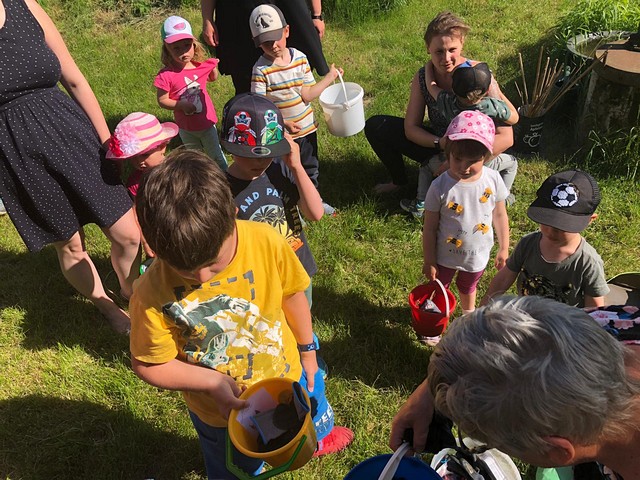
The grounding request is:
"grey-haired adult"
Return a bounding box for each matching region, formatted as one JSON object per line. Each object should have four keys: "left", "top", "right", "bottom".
{"left": 390, "top": 296, "right": 640, "bottom": 479}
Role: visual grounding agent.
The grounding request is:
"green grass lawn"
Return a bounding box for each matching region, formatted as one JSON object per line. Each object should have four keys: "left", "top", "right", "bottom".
{"left": 2, "top": 0, "right": 639, "bottom": 478}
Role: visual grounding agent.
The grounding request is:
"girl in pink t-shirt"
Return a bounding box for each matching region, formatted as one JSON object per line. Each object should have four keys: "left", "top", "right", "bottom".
{"left": 155, "top": 16, "right": 227, "bottom": 170}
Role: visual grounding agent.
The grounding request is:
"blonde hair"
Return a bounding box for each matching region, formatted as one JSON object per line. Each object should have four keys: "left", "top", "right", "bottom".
{"left": 424, "top": 11, "right": 470, "bottom": 47}
{"left": 161, "top": 39, "right": 209, "bottom": 68}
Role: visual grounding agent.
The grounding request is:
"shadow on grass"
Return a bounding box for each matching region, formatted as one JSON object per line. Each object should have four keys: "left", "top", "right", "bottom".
{"left": 311, "top": 285, "right": 434, "bottom": 391}
{"left": 0, "top": 245, "right": 131, "bottom": 360}
{"left": 0, "top": 395, "right": 202, "bottom": 480}
{"left": 318, "top": 145, "right": 423, "bottom": 219}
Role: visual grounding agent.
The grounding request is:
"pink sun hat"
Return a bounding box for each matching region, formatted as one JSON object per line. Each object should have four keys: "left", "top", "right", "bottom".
{"left": 444, "top": 110, "right": 495, "bottom": 154}
{"left": 161, "top": 15, "right": 195, "bottom": 44}
{"left": 106, "top": 112, "right": 179, "bottom": 160}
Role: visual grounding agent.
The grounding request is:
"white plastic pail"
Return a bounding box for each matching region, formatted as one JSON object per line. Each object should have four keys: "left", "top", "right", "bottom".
{"left": 318, "top": 73, "right": 365, "bottom": 137}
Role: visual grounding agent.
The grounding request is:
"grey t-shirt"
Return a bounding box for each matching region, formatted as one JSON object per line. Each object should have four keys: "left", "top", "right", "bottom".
{"left": 425, "top": 168, "right": 508, "bottom": 273}
{"left": 506, "top": 231, "right": 609, "bottom": 307}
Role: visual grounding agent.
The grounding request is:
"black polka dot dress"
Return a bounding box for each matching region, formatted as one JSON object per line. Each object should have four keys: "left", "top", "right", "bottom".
{"left": 0, "top": 0, "right": 132, "bottom": 252}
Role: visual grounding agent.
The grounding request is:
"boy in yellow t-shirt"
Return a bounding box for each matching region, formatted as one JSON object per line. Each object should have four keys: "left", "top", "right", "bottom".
{"left": 129, "top": 149, "right": 350, "bottom": 479}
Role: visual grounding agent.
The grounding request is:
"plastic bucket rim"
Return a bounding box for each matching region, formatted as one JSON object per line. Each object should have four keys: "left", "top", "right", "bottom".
{"left": 319, "top": 82, "right": 364, "bottom": 110}
{"left": 227, "top": 378, "right": 315, "bottom": 460}
{"left": 346, "top": 453, "right": 441, "bottom": 479}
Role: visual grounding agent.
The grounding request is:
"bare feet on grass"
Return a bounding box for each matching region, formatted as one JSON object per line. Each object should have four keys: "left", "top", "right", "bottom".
{"left": 95, "top": 297, "right": 131, "bottom": 335}
{"left": 373, "top": 182, "right": 401, "bottom": 194}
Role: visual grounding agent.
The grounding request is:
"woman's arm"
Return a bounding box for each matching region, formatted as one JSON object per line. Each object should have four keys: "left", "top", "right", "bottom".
{"left": 405, "top": 72, "right": 440, "bottom": 149}
{"left": 308, "top": 0, "right": 325, "bottom": 38}
{"left": 201, "top": 0, "right": 218, "bottom": 46}
{"left": 26, "top": 0, "right": 111, "bottom": 144}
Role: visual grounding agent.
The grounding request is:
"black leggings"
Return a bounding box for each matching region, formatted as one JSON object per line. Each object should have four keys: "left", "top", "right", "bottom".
{"left": 365, "top": 115, "right": 439, "bottom": 186}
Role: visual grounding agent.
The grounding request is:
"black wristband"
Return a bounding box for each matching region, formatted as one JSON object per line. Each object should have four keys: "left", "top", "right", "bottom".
{"left": 297, "top": 342, "right": 318, "bottom": 352}
{"left": 311, "top": 14, "right": 323, "bottom": 20}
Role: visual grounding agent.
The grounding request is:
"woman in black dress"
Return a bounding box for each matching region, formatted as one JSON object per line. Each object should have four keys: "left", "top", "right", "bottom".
{"left": 0, "top": 0, "right": 139, "bottom": 333}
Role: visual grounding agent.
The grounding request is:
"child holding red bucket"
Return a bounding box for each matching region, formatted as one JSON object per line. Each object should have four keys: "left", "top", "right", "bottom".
{"left": 422, "top": 111, "right": 509, "bottom": 326}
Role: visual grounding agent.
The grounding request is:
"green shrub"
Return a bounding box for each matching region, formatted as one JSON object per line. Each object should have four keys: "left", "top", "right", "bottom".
{"left": 98, "top": 0, "right": 199, "bottom": 18}
{"left": 323, "top": 0, "right": 408, "bottom": 25}
{"left": 577, "top": 127, "right": 640, "bottom": 182}
{"left": 554, "top": 0, "right": 640, "bottom": 44}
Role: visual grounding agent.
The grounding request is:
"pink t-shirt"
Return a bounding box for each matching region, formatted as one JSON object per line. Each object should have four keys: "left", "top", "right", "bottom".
{"left": 154, "top": 58, "right": 219, "bottom": 132}
{"left": 126, "top": 169, "right": 142, "bottom": 197}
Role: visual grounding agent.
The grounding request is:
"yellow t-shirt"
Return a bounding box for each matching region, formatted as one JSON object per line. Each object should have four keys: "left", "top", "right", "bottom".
{"left": 129, "top": 220, "right": 310, "bottom": 426}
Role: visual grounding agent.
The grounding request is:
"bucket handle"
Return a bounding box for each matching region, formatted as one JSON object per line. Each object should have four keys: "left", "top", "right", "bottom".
{"left": 336, "top": 70, "right": 350, "bottom": 110}
{"left": 432, "top": 278, "right": 450, "bottom": 316}
{"left": 225, "top": 432, "right": 308, "bottom": 480}
{"left": 377, "top": 442, "right": 412, "bottom": 480}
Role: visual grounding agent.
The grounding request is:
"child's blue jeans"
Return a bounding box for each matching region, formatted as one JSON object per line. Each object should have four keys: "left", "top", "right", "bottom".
{"left": 189, "top": 366, "right": 332, "bottom": 479}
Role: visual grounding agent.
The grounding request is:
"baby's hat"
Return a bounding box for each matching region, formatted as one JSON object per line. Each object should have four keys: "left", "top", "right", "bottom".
{"left": 221, "top": 93, "right": 290, "bottom": 159}
{"left": 452, "top": 62, "right": 492, "bottom": 97}
{"left": 527, "top": 170, "right": 601, "bottom": 233}
{"left": 249, "top": 4, "right": 287, "bottom": 47}
{"left": 161, "top": 15, "right": 195, "bottom": 44}
{"left": 106, "top": 112, "right": 178, "bottom": 160}
{"left": 444, "top": 110, "right": 495, "bottom": 153}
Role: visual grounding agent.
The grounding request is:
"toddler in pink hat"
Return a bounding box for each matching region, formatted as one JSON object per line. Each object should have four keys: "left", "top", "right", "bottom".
{"left": 107, "top": 112, "right": 178, "bottom": 258}
{"left": 155, "top": 15, "right": 227, "bottom": 170}
{"left": 420, "top": 111, "right": 510, "bottom": 342}
{"left": 107, "top": 112, "right": 179, "bottom": 197}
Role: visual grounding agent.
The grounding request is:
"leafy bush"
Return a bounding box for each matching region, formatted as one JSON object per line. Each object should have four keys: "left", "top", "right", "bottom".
{"left": 98, "top": 0, "right": 199, "bottom": 18}
{"left": 577, "top": 127, "right": 640, "bottom": 182}
{"left": 323, "top": 0, "right": 408, "bottom": 25}
{"left": 554, "top": 0, "right": 640, "bottom": 43}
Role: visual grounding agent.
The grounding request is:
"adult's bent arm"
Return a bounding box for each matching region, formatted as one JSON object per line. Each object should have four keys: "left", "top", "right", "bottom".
{"left": 201, "top": 0, "right": 218, "bottom": 46}
{"left": 26, "top": 0, "right": 111, "bottom": 144}
{"left": 390, "top": 378, "right": 435, "bottom": 454}
{"left": 404, "top": 72, "right": 440, "bottom": 149}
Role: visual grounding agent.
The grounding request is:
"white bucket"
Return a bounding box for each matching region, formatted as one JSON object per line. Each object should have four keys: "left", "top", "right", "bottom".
{"left": 318, "top": 72, "right": 365, "bottom": 137}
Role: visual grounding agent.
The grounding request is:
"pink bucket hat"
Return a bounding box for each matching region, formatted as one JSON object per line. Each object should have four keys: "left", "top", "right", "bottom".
{"left": 106, "top": 112, "right": 179, "bottom": 160}
{"left": 161, "top": 15, "right": 195, "bottom": 44}
{"left": 444, "top": 110, "right": 495, "bottom": 153}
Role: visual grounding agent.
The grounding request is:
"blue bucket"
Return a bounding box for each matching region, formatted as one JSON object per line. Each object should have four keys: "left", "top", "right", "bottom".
{"left": 344, "top": 454, "right": 441, "bottom": 479}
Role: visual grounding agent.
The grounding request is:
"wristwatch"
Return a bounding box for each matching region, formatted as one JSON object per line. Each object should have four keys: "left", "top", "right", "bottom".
{"left": 297, "top": 342, "right": 318, "bottom": 352}
{"left": 434, "top": 137, "right": 440, "bottom": 149}
{"left": 311, "top": 13, "right": 323, "bottom": 20}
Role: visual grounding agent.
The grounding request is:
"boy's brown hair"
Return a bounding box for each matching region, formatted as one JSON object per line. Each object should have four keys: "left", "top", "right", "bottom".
{"left": 424, "top": 11, "right": 470, "bottom": 47}
{"left": 136, "top": 150, "right": 236, "bottom": 270}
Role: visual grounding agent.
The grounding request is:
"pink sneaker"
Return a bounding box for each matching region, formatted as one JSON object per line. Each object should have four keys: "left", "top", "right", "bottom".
{"left": 313, "top": 426, "right": 354, "bottom": 457}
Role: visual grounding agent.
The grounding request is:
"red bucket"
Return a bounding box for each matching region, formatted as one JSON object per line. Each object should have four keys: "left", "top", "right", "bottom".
{"left": 408, "top": 279, "right": 457, "bottom": 337}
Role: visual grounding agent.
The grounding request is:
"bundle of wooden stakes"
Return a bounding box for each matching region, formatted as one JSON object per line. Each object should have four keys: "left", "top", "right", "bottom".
{"left": 516, "top": 47, "right": 607, "bottom": 118}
